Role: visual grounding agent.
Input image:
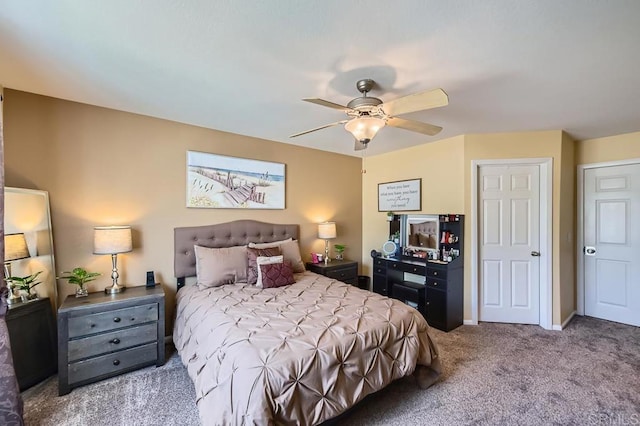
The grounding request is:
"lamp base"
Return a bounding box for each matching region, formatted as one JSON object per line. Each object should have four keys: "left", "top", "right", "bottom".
{"left": 105, "top": 284, "right": 126, "bottom": 294}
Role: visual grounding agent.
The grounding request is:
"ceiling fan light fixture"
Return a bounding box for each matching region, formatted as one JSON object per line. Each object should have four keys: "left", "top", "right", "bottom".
{"left": 344, "top": 117, "right": 386, "bottom": 143}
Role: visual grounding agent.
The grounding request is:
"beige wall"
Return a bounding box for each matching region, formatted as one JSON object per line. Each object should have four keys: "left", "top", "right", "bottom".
{"left": 3, "top": 89, "right": 363, "bottom": 331}
{"left": 361, "top": 136, "right": 465, "bottom": 277}
{"left": 559, "top": 132, "right": 576, "bottom": 322}
{"left": 576, "top": 131, "right": 640, "bottom": 165}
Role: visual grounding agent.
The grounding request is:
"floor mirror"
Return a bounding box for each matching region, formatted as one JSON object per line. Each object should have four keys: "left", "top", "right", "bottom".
{"left": 4, "top": 187, "right": 57, "bottom": 308}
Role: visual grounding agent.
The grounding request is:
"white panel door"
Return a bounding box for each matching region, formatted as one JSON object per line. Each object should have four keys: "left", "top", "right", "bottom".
{"left": 584, "top": 164, "right": 640, "bottom": 326}
{"left": 479, "top": 164, "right": 541, "bottom": 324}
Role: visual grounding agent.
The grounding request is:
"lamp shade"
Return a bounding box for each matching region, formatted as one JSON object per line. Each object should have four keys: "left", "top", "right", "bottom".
{"left": 93, "top": 226, "right": 133, "bottom": 255}
{"left": 344, "top": 117, "right": 386, "bottom": 142}
{"left": 5, "top": 233, "right": 29, "bottom": 261}
{"left": 318, "top": 222, "right": 337, "bottom": 239}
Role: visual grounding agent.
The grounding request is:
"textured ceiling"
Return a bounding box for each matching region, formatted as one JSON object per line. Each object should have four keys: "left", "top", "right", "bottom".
{"left": 1, "top": 1, "right": 640, "bottom": 156}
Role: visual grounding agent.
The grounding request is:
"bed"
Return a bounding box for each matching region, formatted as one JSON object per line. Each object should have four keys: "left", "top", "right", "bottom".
{"left": 173, "top": 220, "right": 441, "bottom": 425}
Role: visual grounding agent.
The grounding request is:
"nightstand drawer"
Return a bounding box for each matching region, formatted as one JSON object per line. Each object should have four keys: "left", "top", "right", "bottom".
{"left": 68, "top": 322, "right": 157, "bottom": 362}
{"left": 68, "top": 343, "right": 157, "bottom": 384}
{"left": 68, "top": 303, "right": 158, "bottom": 338}
{"left": 326, "top": 267, "right": 357, "bottom": 282}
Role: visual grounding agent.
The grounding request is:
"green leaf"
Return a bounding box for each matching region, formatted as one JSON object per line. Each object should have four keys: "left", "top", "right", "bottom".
{"left": 57, "top": 267, "right": 101, "bottom": 286}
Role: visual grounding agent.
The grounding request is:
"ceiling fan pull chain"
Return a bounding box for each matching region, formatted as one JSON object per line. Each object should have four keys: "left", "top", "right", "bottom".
{"left": 361, "top": 147, "right": 367, "bottom": 174}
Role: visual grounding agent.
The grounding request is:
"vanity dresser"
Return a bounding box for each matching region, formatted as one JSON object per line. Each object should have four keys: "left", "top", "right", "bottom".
{"left": 372, "top": 214, "right": 464, "bottom": 332}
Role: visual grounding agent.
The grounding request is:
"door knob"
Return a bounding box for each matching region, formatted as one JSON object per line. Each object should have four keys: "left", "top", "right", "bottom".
{"left": 584, "top": 246, "right": 596, "bottom": 256}
{"left": 531, "top": 251, "right": 541, "bottom": 257}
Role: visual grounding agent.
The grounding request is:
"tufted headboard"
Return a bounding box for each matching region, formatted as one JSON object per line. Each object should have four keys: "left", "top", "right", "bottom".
{"left": 174, "top": 220, "right": 299, "bottom": 288}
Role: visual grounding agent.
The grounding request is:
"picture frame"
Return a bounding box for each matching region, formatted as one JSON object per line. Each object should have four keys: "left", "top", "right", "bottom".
{"left": 378, "top": 178, "right": 422, "bottom": 212}
{"left": 187, "top": 151, "right": 285, "bottom": 209}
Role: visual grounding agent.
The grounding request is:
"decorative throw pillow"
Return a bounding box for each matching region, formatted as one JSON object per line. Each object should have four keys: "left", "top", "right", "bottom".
{"left": 255, "top": 255, "right": 284, "bottom": 288}
{"left": 247, "top": 246, "right": 281, "bottom": 285}
{"left": 249, "top": 238, "right": 305, "bottom": 273}
{"left": 259, "top": 261, "right": 295, "bottom": 289}
{"left": 194, "top": 245, "right": 249, "bottom": 288}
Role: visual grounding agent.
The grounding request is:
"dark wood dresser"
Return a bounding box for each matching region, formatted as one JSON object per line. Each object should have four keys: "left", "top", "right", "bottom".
{"left": 372, "top": 214, "right": 465, "bottom": 332}
{"left": 57, "top": 285, "right": 165, "bottom": 395}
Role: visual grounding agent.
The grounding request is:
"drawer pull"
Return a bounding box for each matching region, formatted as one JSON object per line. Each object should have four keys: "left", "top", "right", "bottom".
{"left": 433, "top": 271, "right": 438, "bottom": 276}
{"left": 113, "top": 359, "right": 120, "bottom": 366}
{"left": 432, "top": 282, "right": 438, "bottom": 286}
{"left": 110, "top": 338, "right": 121, "bottom": 344}
{"left": 113, "top": 317, "right": 121, "bottom": 323}
{"left": 426, "top": 301, "right": 430, "bottom": 306}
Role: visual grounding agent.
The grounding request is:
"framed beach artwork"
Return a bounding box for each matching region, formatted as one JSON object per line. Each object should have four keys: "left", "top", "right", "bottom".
{"left": 186, "top": 151, "right": 285, "bottom": 209}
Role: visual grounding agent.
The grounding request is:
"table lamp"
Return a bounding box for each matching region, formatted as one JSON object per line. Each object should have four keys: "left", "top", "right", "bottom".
{"left": 318, "top": 222, "right": 336, "bottom": 265}
{"left": 94, "top": 226, "right": 132, "bottom": 294}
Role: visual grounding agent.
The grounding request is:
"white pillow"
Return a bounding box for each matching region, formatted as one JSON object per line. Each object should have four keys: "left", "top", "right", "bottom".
{"left": 249, "top": 238, "right": 305, "bottom": 273}
{"left": 255, "top": 255, "right": 283, "bottom": 288}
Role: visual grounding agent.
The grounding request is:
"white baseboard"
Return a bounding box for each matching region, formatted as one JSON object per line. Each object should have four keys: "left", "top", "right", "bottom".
{"left": 463, "top": 319, "right": 477, "bottom": 325}
{"left": 552, "top": 311, "right": 576, "bottom": 331}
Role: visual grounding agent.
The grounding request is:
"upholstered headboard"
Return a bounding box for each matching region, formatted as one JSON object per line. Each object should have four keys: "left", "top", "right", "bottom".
{"left": 174, "top": 220, "right": 299, "bottom": 287}
{"left": 410, "top": 222, "right": 437, "bottom": 236}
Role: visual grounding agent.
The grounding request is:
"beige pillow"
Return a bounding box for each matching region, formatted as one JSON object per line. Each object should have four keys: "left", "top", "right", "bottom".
{"left": 249, "top": 238, "right": 305, "bottom": 273}
{"left": 194, "top": 245, "right": 248, "bottom": 288}
{"left": 255, "top": 255, "right": 283, "bottom": 288}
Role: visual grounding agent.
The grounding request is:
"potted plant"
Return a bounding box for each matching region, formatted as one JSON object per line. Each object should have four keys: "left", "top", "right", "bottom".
{"left": 57, "top": 267, "right": 101, "bottom": 297}
{"left": 5, "top": 271, "right": 43, "bottom": 302}
{"left": 386, "top": 211, "right": 395, "bottom": 222}
{"left": 334, "top": 244, "right": 346, "bottom": 260}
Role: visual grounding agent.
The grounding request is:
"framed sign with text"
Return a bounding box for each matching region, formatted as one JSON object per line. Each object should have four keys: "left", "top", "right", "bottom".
{"left": 377, "top": 178, "right": 422, "bottom": 212}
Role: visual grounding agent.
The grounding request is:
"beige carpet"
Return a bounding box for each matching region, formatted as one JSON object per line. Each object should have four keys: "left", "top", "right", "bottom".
{"left": 22, "top": 316, "right": 640, "bottom": 425}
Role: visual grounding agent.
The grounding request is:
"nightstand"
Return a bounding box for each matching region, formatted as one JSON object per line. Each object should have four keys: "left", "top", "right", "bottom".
{"left": 306, "top": 259, "right": 358, "bottom": 285}
{"left": 6, "top": 298, "right": 57, "bottom": 391}
{"left": 57, "top": 285, "right": 165, "bottom": 395}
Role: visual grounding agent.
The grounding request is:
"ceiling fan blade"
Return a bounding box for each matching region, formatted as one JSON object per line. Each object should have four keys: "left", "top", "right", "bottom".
{"left": 289, "top": 120, "right": 348, "bottom": 138}
{"left": 303, "top": 98, "right": 354, "bottom": 112}
{"left": 381, "top": 88, "right": 448, "bottom": 117}
{"left": 387, "top": 117, "right": 443, "bottom": 136}
{"left": 354, "top": 139, "right": 369, "bottom": 151}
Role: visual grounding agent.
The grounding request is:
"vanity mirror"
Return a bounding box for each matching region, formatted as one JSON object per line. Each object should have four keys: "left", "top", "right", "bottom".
{"left": 4, "top": 187, "right": 57, "bottom": 310}
{"left": 400, "top": 214, "right": 440, "bottom": 258}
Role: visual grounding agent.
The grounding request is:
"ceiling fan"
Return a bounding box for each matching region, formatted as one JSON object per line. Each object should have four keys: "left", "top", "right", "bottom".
{"left": 290, "top": 79, "right": 448, "bottom": 150}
